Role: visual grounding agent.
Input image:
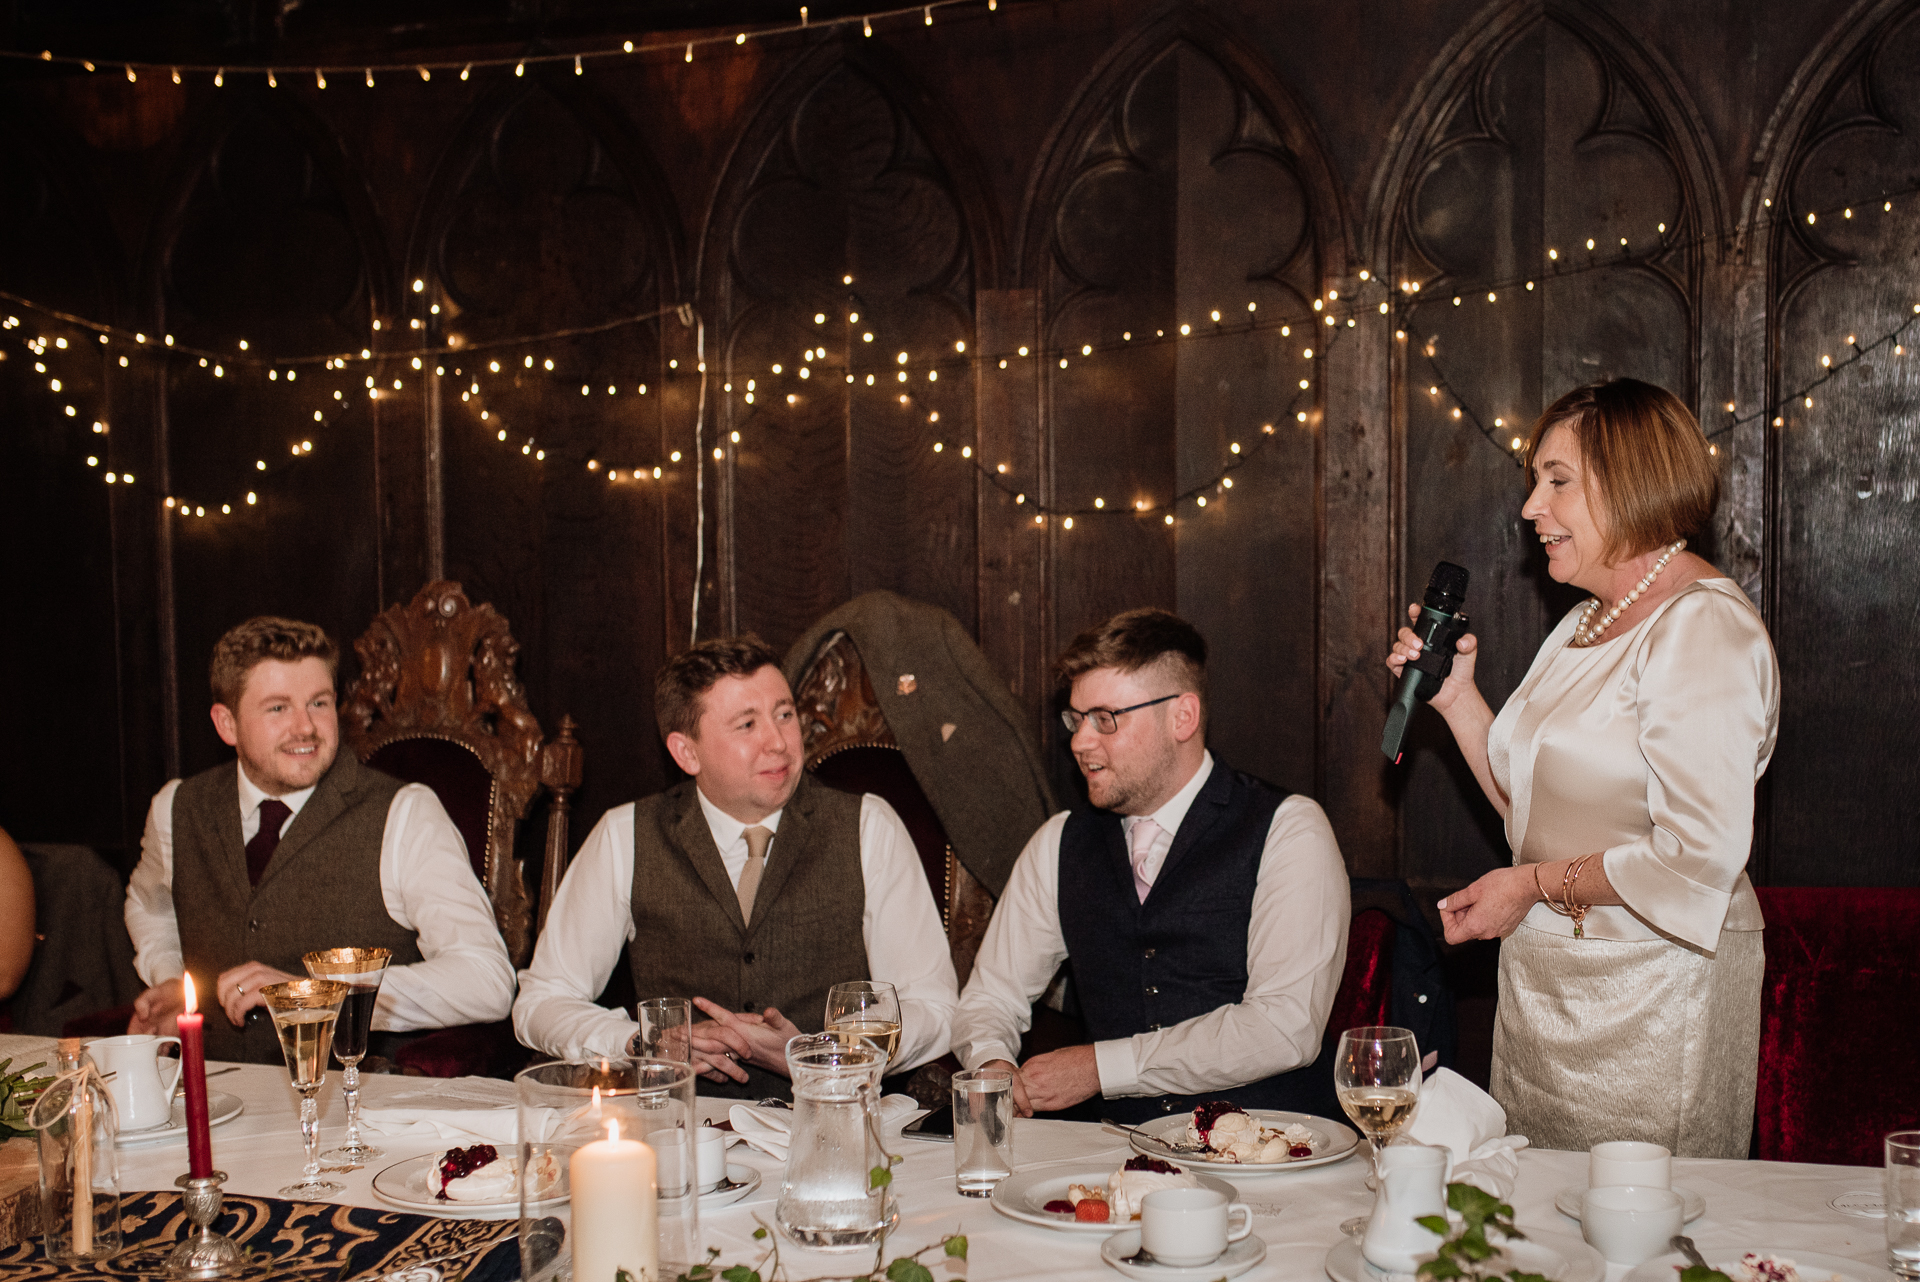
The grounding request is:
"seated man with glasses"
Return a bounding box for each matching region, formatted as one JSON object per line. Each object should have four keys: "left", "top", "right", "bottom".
{"left": 951, "top": 608, "right": 1349, "bottom": 1121}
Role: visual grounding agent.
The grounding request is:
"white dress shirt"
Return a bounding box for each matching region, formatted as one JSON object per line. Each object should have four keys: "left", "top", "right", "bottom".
{"left": 951, "top": 751, "right": 1350, "bottom": 1098}
{"left": 513, "top": 789, "right": 959, "bottom": 1070}
{"left": 126, "top": 770, "right": 517, "bottom": 1031}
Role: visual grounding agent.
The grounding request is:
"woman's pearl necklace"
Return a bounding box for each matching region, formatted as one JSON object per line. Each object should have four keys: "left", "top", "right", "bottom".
{"left": 1573, "top": 539, "right": 1686, "bottom": 645}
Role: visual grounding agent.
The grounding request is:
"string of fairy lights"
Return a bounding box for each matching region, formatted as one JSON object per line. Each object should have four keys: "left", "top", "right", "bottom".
{"left": 1, "top": 0, "right": 1001, "bottom": 84}
{"left": 7, "top": 172, "right": 1918, "bottom": 525}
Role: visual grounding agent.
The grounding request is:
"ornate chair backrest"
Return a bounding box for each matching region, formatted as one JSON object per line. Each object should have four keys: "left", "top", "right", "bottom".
{"left": 792, "top": 632, "right": 995, "bottom": 984}
{"left": 340, "top": 581, "right": 581, "bottom": 968}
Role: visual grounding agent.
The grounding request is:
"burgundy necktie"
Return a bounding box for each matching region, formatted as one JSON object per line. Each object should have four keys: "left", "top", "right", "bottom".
{"left": 246, "top": 799, "right": 292, "bottom": 886}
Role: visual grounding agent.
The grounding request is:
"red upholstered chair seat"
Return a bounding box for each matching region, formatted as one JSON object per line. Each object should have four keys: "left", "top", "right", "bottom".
{"left": 1328, "top": 908, "right": 1395, "bottom": 1035}
{"left": 366, "top": 737, "right": 495, "bottom": 882}
{"left": 1755, "top": 886, "right": 1920, "bottom": 1165}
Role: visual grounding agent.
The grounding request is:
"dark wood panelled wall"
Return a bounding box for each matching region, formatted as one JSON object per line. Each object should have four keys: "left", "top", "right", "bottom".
{"left": 2, "top": 0, "right": 1915, "bottom": 891}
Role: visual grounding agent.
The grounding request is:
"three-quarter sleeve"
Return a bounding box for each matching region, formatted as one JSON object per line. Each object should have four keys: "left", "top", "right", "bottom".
{"left": 1603, "top": 588, "right": 1779, "bottom": 949}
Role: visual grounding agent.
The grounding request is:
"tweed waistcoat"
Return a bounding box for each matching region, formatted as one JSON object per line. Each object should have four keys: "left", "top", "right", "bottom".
{"left": 629, "top": 772, "right": 868, "bottom": 1100}
{"left": 172, "top": 753, "right": 419, "bottom": 1064}
{"left": 1059, "top": 762, "right": 1328, "bottom": 1122}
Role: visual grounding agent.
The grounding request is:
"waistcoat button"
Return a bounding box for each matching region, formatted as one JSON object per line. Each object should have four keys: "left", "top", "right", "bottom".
{"left": 1144, "top": 984, "right": 1158, "bottom": 995}
{"left": 1142, "top": 947, "right": 1155, "bottom": 958}
{"left": 743, "top": 951, "right": 756, "bottom": 964}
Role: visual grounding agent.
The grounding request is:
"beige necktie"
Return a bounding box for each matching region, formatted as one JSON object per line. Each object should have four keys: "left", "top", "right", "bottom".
{"left": 737, "top": 825, "right": 773, "bottom": 924}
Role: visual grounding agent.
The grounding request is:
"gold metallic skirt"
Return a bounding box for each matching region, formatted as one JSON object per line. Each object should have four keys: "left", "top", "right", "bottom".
{"left": 1490, "top": 922, "right": 1763, "bottom": 1158}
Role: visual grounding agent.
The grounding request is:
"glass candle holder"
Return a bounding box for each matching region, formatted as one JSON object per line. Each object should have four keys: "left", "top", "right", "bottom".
{"left": 29, "top": 1039, "right": 123, "bottom": 1263}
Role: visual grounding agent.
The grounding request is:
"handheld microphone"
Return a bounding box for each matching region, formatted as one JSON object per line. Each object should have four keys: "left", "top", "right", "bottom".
{"left": 1382, "top": 561, "right": 1470, "bottom": 764}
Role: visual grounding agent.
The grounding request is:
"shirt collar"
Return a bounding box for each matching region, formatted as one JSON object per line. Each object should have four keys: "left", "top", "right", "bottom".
{"left": 695, "top": 783, "right": 784, "bottom": 852}
{"left": 1124, "top": 749, "right": 1214, "bottom": 841}
{"left": 236, "top": 763, "right": 317, "bottom": 822}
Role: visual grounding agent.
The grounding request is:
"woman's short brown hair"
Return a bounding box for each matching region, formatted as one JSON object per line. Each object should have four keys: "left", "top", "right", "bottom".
{"left": 1524, "top": 378, "right": 1719, "bottom": 563}
{"left": 209, "top": 616, "right": 338, "bottom": 708}
{"left": 654, "top": 634, "right": 782, "bottom": 741}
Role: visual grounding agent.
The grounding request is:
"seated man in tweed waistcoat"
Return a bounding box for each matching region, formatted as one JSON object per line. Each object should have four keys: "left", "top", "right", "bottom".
{"left": 514, "top": 635, "right": 958, "bottom": 1099}
{"left": 952, "top": 608, "right": 1351, "bottom": 1122}
{"left": 124, "top": 616, "right": 515, "bottom": 1063}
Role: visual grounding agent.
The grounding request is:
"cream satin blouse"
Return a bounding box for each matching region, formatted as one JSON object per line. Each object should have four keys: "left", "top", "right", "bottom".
{"left": 1488, "top": 578, "right": 1779, "bottom": 951}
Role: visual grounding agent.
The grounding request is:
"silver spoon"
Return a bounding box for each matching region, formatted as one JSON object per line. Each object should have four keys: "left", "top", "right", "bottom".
{"left": 1672, "top": 1236, "right": 1709, "bottom": 1269}
{"left": 1100, "top": 1117, "right": 1208, "bottom": 1154}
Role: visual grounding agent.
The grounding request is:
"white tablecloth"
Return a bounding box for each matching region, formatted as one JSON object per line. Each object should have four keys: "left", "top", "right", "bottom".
{"left": 112, "top": 1062, "right": 1895, "bottom": 1281}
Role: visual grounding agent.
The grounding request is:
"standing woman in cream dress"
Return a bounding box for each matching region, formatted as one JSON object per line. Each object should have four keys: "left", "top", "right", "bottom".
{"left": 1387, "top": 378, "right": 1778, "bottom": 1158}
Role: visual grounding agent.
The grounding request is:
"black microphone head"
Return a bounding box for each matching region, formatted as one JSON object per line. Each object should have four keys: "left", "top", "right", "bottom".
{"left": 1423, "top": 561, "right": 1470, "bottom": 612}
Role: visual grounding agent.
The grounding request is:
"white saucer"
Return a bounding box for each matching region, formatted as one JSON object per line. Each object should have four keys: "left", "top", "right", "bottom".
{"left": 1103, "top": 1229, "right": 1266, "bottom": 1279}
{"left": 700, "top": 1163, "right": 763, "bottom": 1208}
{"left": 116, "top": 1091, "right": 244, "bottom": 1146}
{"left": 1623, "top": 1246, "right": 1890, "bottom": 1282}
{"left": 1554, "top": 1183, "right": 1704, "bottom": 1223}
{"left": 1326, "top": 1230, "right": 1604, "bottom": 1282}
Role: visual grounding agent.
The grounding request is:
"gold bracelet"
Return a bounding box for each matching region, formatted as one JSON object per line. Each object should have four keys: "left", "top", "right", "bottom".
{"left": 1534, "top": 863, "right": 1571, "bottom": 916}
{"left": 1561, "top": 854, "right": 1595, "bottom": 938}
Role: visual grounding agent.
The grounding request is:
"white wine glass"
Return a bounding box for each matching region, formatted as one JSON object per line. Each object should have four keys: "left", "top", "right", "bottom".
{"left": 261, "top": 978, "right": 348, "bottom": 1198}
{"left": 824, "top": 981, "right": 902, "bottom": 1070}
{"left": 303, "top": 946, "right": 391, "bottom": 1165}
{"left": 1335, "top": 1025, "right": 1422, "bottom": 1236}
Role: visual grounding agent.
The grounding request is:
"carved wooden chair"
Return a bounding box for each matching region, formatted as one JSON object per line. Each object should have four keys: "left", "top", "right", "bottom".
{"left": 341, "top": 580, "right": 583, "bottom": 1076}
{"left": 792, "top": 632, "right": 994, "bottom": 1103}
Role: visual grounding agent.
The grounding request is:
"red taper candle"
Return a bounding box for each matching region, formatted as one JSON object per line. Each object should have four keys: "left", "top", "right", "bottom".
{"left": 177, "top": 973, "right": 214, "bottom": 1179}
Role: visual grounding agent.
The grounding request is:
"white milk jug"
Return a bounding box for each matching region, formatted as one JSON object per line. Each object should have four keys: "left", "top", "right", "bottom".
{"left": 1362, "top": 1143, "right": 1451, "bottom": 1276}
{"left": 85, "top": 1034, "right": 182, "bottom": 1132}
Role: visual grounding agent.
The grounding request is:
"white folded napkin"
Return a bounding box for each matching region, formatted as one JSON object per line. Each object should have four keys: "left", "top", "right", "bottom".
{"left": 360, "top": 1106, "right": 560, "bottom": 1144}
{"left": 727, "top": 1094, "right": 921, "bottom": 1161}
{"left": 1403, "top": 1067, "right": 1529, "bottom": 1199}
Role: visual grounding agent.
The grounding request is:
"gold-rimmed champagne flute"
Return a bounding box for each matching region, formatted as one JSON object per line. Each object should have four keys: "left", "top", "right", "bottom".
{"left": 261, "top": 979, "right": 348, "bottom": 1198}
{"left": 303, "top": 947, "right": 392, "bottom": 1164}
{"left": 824, "top": 981, "right": 902, "bottom": 1068}
{"left": 1335, "top": 1025, "right": 1422, "bottom": 1236}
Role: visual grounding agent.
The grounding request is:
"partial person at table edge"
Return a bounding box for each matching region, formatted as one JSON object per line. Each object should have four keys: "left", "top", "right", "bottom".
{"left": 1386, "top": 378, "right": 1777, "bottom": 1157}
{"left": 0, "top": 824, "right": 34, "bottom": 1003}
{"left": 512, "top": 633, "right": 958, "bottom": 1100}
{"left": 951, "top": 607, "right": 1350, "bottom": 1123}
{"left": 124, "top": 615, "right": 516, "bottom": 1062}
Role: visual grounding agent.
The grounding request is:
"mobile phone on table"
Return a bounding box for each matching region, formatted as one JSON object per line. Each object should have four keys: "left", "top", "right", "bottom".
{"left": 902, "top": 1104, "right": 954, "bottom": 1142}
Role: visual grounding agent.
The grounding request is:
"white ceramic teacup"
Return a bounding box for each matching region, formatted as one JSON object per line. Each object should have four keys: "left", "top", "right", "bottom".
{"left": 1141, "top": 1187, "right": 1253, "bottom": 1267}
{"left": 86, "top": 1033, "right": 183, "bottom": 1131}
{"left": 695, "top": 1125, "right": 728, "bottom": 1192}
{"left": 1582, "top": 1185, "right": 1683, "bottom": 1265}
{"left": 1589, "top": 1140, "right": 1672, "bottom": 1190}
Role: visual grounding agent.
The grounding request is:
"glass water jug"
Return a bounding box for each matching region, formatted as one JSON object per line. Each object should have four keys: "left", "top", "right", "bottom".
{"left": 774, "top": 1033, "right": 894, "bottom": 1250}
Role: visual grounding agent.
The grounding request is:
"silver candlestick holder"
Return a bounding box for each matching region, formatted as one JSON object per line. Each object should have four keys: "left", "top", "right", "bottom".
{"left": 166, "top": 1171, "right": 246, "bottom": 1278}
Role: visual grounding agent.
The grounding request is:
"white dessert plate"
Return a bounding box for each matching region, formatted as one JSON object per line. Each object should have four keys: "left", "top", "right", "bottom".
{"left": 1555, "top": 1184, "right": 1704, "bottom": 1224}
{"left": 700, "top": 1163, "right": 763, "bottom": 1208}
{"left": 1102, "top": 1229, "right": 1267, "bottom": 1279}
{"left": 1623, "top": 1247, "right": 1891, "bottom": 1282}
{"left": 1125, "top": 1109, "right": 1360, "bottom": 1172}
{"left": 1327, "top": 1230, "right": 1603, "bottom": 1282}
{"left": 115, "top": 1091, "right": 243, "bottom": 1145}
{"left": 990, "top": 1167, "right": 1239, "bottom": 1234}
{"left": 371, "top": 1152, "right": 570, "bottom": 1216}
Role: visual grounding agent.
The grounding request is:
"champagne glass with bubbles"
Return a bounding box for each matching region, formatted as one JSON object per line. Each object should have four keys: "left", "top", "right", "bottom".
{"left": 1335, "top": 1026, "right": 1422, "bottom": 1236}
{"left": 304, "top": 947, "right": 391, "bottom": 1164}
{"left": 824, "top": 982, "right": 902, "bottom": 1070}
{"left": 262, "top": 979, "right": 348, "bottom": 1198}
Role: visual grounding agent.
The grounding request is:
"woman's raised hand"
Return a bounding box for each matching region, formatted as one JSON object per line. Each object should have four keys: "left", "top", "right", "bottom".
{"left": 1386, "top": 602, "right": 1480, "bottom": 714}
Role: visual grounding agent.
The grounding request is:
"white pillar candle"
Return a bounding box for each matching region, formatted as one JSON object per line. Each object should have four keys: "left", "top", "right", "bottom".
{"left": 570, "top": 1119, "right": 659, "bottom": 1282}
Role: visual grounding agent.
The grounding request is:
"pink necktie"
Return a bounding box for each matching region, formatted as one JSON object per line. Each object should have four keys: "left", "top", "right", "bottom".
{"left": 1129, "top": 817, "right": 1162, "bottom": 903}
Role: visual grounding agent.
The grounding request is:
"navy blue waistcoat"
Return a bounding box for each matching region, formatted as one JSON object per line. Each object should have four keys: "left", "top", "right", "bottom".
{"left": 1058, "top": 761, "right": 1337, "bottom": 1123}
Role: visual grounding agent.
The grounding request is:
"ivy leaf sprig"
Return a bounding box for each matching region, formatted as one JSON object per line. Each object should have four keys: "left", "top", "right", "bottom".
{"left": 0, "top": 1057, "right": 53, "bottom": 1141}
{"left": 634, "top": 1222, "right": 966, "bottom": 1282}
{"left": 1415, "top": 1182, "right": 1548, "bottom": 1282}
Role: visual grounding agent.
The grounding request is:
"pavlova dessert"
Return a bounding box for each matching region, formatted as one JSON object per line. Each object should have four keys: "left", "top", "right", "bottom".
{"left": 1721, "top": 1254, "right": 1848, "bottom": 1282}
{"left": 1185, "top": 1100, "right": 1316, "bottom": 1162}
{"left": 426, "top": 1143, "right": 562, "bottom": 1202}
{"left": 1043, "top": 1156, "right": 1206, "bottom": 1222}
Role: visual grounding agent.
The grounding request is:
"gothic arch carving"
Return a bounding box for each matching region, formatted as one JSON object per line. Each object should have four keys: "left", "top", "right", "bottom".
{"left": 699, "top": 36, "right": 998, "bottom": 648}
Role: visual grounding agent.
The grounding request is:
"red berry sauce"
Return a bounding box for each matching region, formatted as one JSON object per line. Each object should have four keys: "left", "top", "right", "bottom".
{"left": 434, "top": 1144, "right": 499, "bottom": 1200}
{"left": 1190, "top": 1100, "right": 1247, "bottom": 1146}
{"left": 1122, "top": 1155, "right": 1183, "bottom": 1175}
{"left": 1043, "top": 1199, "right": 1075, "bottom": 1214}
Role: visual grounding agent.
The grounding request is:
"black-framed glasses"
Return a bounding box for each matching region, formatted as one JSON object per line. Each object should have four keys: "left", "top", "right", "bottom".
{"left": 1060, "top": 693, "right": 1178, "bottom": 735}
